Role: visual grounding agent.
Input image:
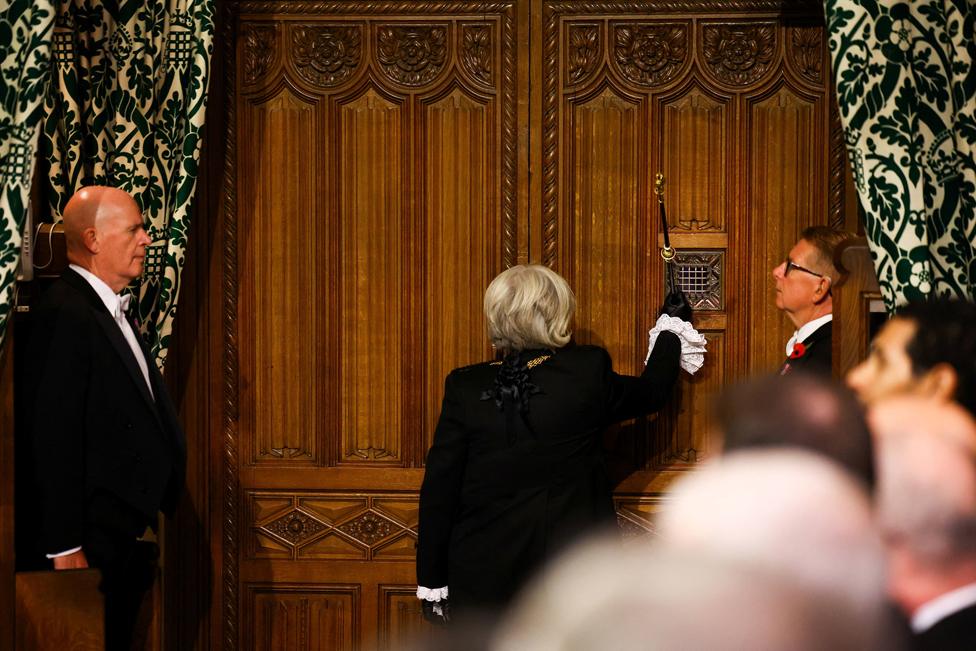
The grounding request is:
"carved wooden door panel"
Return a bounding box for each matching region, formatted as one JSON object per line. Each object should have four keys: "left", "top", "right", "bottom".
{"left": 222, "top": 1, "right": 841, "bottom": 649}
{"left": 535, "top": 1, "right": 843, "bottom": 531}
{"left": 228, "top": 2, "right": 525, "bottom": 649}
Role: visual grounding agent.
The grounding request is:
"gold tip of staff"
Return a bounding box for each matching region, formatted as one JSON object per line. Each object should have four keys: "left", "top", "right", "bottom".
{"left": 654, "top": 172, "right": 665, "bottom": 196}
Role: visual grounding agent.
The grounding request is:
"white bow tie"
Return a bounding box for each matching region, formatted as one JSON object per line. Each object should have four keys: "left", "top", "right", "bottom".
{"left": 116, "top": 293, "right": 132, "bottom": 320}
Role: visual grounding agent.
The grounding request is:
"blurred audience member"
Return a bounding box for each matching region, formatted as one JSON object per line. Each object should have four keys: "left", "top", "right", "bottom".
{"left": 872, "top": 397, "right": 976, "bottom": 650}
{"left": 494, "top": 536, "right": 890, "bottom": 651}
{"left": 715, "top": 372, "right": 874, "bottom": 488}
{"left": 848, "top": 298, "right": 976, "bottom": 417}
{"left": 655, "top": 450, "right": 888, "bottom": 626}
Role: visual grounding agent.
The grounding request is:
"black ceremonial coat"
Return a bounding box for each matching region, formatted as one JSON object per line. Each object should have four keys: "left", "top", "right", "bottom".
{"left": 24, "top": 268, "right": 186, "bottom": 562}
{"left": 780, "top": 320, "right": 832, "bottom": 376}
{"left": 417, "top": 334, "right": 681, "bottom": 612}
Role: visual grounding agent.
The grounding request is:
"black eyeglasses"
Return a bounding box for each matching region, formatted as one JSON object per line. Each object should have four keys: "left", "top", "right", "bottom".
{"left": 784, "top": 258, "right": 825, "bottom": 279}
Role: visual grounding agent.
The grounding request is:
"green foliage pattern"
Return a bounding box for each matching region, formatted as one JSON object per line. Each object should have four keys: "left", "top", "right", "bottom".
{"left": 0, "top": 0, "right": 55, "bottom": 357}
{"left": 826, "top": 0, "right": 976, "bottom": 310}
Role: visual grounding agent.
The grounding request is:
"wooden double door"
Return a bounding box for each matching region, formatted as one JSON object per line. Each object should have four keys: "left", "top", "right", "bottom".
{"left": 206, "top": 0, "right": 851, "bottom": 648}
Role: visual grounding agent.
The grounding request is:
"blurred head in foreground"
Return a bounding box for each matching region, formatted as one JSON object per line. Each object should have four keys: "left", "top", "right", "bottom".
{"left": 870, "top": 397, "right": 976, "bottom": 622}
{"left": 714, "top": 372, "right": 874, "bottom": 488}
{"left": 493, "top": 540, "right": 888, "bottom": 651}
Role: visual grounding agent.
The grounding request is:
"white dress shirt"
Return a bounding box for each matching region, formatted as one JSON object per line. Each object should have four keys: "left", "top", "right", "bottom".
{"left": 785, "top": 313, "right": 833, "bottom": 357}
{"left": 911, "top": 581, "right": 976, "bottom": 633}
{"left": 48, "top": 265, "right": 155, "bottom": 560}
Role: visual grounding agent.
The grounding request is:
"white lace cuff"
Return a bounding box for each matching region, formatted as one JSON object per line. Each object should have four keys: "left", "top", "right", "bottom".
{"left": 645, "top": 314, "right": 707, "bottom": 375}
{"left": 417, "top": 586, "right": 449, "bottom": 601}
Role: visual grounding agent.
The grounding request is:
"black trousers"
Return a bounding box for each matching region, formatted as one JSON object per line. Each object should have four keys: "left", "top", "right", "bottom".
{"left": 85, "top": 527, "right": 158, "bottom": 651}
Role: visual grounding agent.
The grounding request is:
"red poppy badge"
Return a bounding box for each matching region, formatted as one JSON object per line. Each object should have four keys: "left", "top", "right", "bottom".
{"left": 789, "top": 342, "right": 807, "bottom": 359}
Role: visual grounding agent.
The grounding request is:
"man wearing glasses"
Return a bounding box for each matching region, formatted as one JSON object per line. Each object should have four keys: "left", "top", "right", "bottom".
{"left": 772, "top": 226, "right": 849, "bottom": 376}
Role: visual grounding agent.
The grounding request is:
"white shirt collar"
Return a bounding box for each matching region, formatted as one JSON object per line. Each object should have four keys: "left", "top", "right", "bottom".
{"left": 911, "top": 581, "right": 976, "bottom": 633}
{"left": 786, "top": 313, "right": 833, "bottom": 357}
{"left": 69, "top": 264, "right": 128, "bottom": 318}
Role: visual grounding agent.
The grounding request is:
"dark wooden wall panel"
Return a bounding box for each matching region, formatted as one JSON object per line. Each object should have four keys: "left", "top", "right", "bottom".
{"left": 337, "top": 89, "right": 407, "bottom": 465}
{"left": 422, "top": 90, "right": 497, "bottom": 446}
{"left": 568, "top": 90, "right": 642, "bottom": 368}
{"left": 247, "top": 584, "right": 360, "bottom": 651}
{"left": 377, "top": 586, "right": 434, "bottom": 651}
{"left": 225, "top": 4, "right": 522, "bottom": 649}
{"left": 240, "top": 88, "right": 323, "bottom": 465}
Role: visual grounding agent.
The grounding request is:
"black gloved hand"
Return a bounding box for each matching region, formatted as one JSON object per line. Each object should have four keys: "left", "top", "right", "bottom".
{"left": 659, "top": 286, "right": 692, "bottom": 322}
{"left": 421, "top": 598, "right": 451, "bottom": 626}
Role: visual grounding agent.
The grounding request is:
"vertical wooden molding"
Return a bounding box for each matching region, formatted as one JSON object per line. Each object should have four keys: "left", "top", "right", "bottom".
{"left": 501, "top": 3, "right": 518, "bottom": 268}
{"left": 829, "top": 91, "right": 848, "bottom": 231}
{"left": 222, "top": 3, "right": 241, "bottom": 648}
{"left": 541, "top": 4, "right": 561, "bottom": 267}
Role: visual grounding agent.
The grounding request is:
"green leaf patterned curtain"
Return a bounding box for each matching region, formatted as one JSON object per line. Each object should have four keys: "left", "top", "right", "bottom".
{"left": 0, "top": 0, "right": 55, "bottom": 356}
{"left": 40, "top": 0, "right": 215, "bottom": 369}
{"left": 826, "top": 0, "right": 976, "bottom": 310}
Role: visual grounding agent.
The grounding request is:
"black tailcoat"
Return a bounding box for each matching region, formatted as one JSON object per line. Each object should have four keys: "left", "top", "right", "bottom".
{"left": 24, "top": 268, "right": 186, "bottom": 560}
{"left": 417, "top": 334, "right": 680, "bottom": 612}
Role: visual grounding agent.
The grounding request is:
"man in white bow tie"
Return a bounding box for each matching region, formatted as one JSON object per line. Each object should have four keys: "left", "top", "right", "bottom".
{"left": 24, "top": 186, "right": 186, "bottom": 650}
{"left": 771, "top": 226, "right": 849, "bottom": 376}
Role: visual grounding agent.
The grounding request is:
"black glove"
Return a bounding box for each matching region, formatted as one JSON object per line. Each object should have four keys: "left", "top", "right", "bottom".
{"left": 659, "top": 286, "right": 692, "bottom": 322}
{"left": 421, "top": 598, "right": 451, "bottom": 626}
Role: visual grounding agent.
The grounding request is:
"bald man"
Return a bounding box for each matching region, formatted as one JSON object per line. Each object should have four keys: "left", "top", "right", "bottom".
{"left": 24, "top": 186, "right": 185, "bottom": 650}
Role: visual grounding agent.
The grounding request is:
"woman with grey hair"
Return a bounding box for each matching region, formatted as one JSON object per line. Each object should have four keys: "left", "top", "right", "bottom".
{"left": 416, "top": 265, "right": 705, "bottom": 623}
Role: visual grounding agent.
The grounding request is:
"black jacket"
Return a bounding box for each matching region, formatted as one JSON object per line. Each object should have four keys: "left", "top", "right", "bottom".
{"left": 417, "top": 334, "right": 680, "bottom": 611}
{"left": 780, "top": 320, "right": 832, "bottom": 376}
{"left": 25, "top": 268, "right": 186, "bottom": 557}
{"left": 915, "top": 601, "right": 976, "bottom": 651}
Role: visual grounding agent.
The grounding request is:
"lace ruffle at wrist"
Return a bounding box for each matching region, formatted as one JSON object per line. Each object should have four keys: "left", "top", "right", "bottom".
{"left": 417, "top": 586, "right": 449, "bottom": 602}
{"left": 645, "top": 314, "right": 707, "bottom": 375}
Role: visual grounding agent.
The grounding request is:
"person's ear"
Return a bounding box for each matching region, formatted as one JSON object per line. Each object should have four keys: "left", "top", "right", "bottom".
{"left": 917, "top": 363, "right": 958, "bottom": 403}
{"left": 82, "top": 227, "right": 99, "bottom": 254}
{"left": 814, "top": 276, "right": 831, "bottom": 301}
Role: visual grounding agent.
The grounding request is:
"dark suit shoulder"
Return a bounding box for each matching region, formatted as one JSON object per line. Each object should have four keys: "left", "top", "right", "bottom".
{"left": 547, "top": 344, "right": 611, "bottom": 371}
{"left": 558, "top": 344, "right": 610, "bottom": 359}
{"left": 33, "top": 274, "right": 99, "bottom": 319}
{"left": 445, "top": 360, "right": 500, "bottom": 389}
{"left": 29, "top": 279, "right": 98, "bottom": 343}
{"left": 451, "top": 359, "right": 499, "bottom": 374}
